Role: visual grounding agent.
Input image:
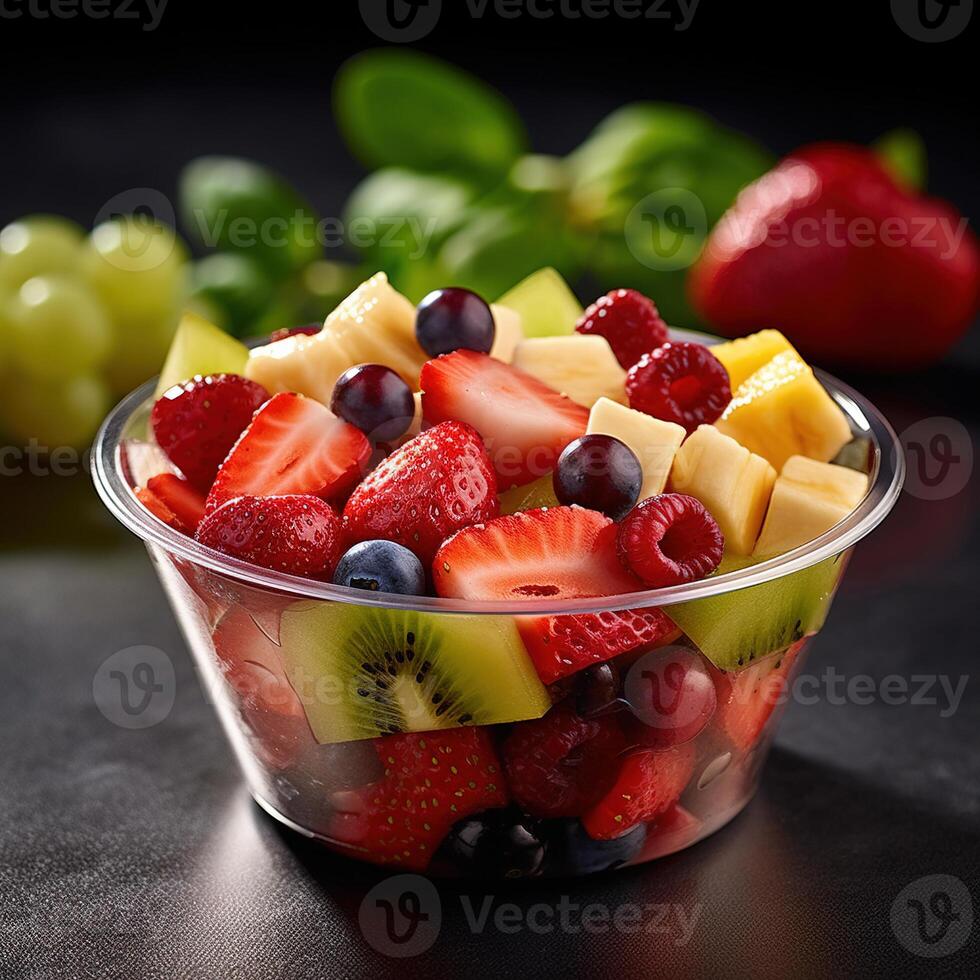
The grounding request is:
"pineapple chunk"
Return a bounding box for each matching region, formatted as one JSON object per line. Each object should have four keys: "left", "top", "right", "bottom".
{"left": 716, "top": 351, "right": 852, "bottom": 471}
{"left": 669, "top": 425, "right": 777, "bottom": 555}
{"left": 512, "top": 335, "right": 626, "bottom": 408}
{"left": 754, "top": 456, "right": 869, "bottom": 557}
{"left": 587, "top": 397, "right": 685, "bottom": 501}
{"left": 245, "top": 272, "right": 426, "bottom": 404}
{"left": 710, "top": 330, "right": 796, "bottom": 389}
{"left": 489, "top": 304, "right": 525, "bottom": 363}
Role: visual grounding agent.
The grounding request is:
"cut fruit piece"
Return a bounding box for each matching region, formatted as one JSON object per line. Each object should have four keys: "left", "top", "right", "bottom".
{"left": 155, "top": 311, "right": 249, "bottom": 396}
{"left": 327, "top": 727, "right": 509, "bottom": 871}
{"left": 144, "top": 473, "right": 206, "bottom": 533}
{"left": 582, "top": 743, "right": 696, "bottom": 840}
{"left": 420, "top": 349, "right": 589, "bottom": 489}
{"left": 713, "top": 641, "right": 804, "bottom": 750}
{"left": 754, "top": 456, "right": 869, "bottom": 558}
{"left": 669, "top": 424, "right": 776, "bottom": 556}
{"left": 636, "top": 805, "right": 702, "bottom": 862}
{"left": 205, "top": 392, "right": 371, "bottom": 512}
{"left": 498, "top": 474, "right": 559, "bottom": 515}
{"left": 587, "top": 397, "right": 685, "bottom": 501}
{"left": 666, "top": 553, "right": 845, "bottom": 670}
{"left": 708, "top": 329, "right": 796, "bottom": 390}
{"left": 489, "top": 303, "right": 525, "bottom": 363}
{"left": 278, "top": 603, "right": 549, "bottom": 744}
{"left": 244, "top": 272, "right": 426, "bottom": 405}
{"left": 512, "top": 335, "right": 626, "bottom": 408}
{"left": 495, "top": 267, "right": 583, "bottom": 339}
{"left": 716, "top": 351, "right": 852, "bottom": 471}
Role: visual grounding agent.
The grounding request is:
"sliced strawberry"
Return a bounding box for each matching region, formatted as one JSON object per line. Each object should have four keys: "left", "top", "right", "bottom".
{"left": 420, "top": 350, "right": 589, "bottom": 489}
{"left": 712, "top": 641, "right": 803, "bottom": 751}
{"left": 150, "top": 373, "right": 269, "bottom": 492}
{"left": 213, "top": 605, "right": 314, "bottom": 770}
{"left": 582, "top": 743, "right": 696, "bottom": 840}
{"left": 342, "top": 420, "right": 498, "bottom": 567}
{"left": 136, "top": 486, "right": 180, "bottom": 531}
{"left": 636, "top": 804, "right": 702, "bottom": 861}
{"left": 144, "top": 473, "right": 206, "bottom": 533}
{"left": 503, "top": 704, "right": 625, "bottom": 818}
{"left": 327, "top": 727, "right": 508, "bottom": 871}
{"left": 206, "top": 392, "right": 371, "bottom": 513}
{"left": 575, "top": 288, "right": 669, "bottom": 369}
{"left": 196, "top": 494, "right": 344, "bottom": 579}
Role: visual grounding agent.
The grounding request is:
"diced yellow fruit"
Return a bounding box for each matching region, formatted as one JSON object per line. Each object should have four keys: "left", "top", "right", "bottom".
{"left": 405, "top": 392, "right": 423, "bottom": 439}
{"left": 244, "top": 272, "right": 425, "bottom": 405}
{"left": 489, "top": 303, "right": 524, "bottom": 363}
{"left": 495, "top": 267, "right": 583, "bottom": 338}
{"left": 754, "top": 456, "right": 869, "bottom": 557}
{"left": 156, "top": 311, "right": 249, "bottom": 396}
{"left": 511, "top": 335, "right": 625, "bottom": 408}
{"left": 498, "top": 474, "right": 559, "bottom": 515}
{"left": 669, "top": 424, "right": 777, "bottom": 555}
{"left": 709, "top": 329, "right": 797, "bottom": 389}
{"left": 586, "top": 397, "right": 685, "bottom": 501}
{"left": 716, "top": 351, "right": 852, "bottom": 471}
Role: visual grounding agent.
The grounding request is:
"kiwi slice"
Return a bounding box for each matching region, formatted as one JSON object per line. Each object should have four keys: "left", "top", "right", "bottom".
{"left": 277, "top": 603, "right": 550, "bottom": 744}
{"left": 666, "top": 553, "right": 847, "bottom": 671}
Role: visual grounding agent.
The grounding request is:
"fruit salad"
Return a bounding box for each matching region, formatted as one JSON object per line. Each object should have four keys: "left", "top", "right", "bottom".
{"left": 116, "top": 267, "right": 875, "bottom": 877}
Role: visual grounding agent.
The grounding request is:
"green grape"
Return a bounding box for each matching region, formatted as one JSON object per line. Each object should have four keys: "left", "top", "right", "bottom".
{"left": 0, "top": 215, "right": 84, "bottom": 289}
{"left": 80, "top": 216, "right": 189, "bottom": 324}
{"left": 0, "top": 372, "right": 110, "bottom": 449}
{"left": 8, "top": 275, "right": 113, "bottom": 381}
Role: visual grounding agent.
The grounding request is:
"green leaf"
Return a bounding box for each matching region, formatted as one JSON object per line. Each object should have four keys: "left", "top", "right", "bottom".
{"left": 873, "top": 128, "right": 927, "bottom": 191}
{"left": 334, "top": 51, "right": 526, "bottom": 181}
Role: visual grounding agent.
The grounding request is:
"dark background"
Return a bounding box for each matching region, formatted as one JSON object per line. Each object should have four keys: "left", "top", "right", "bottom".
{"left": 1, "top": 2, "right": 978, "bottom": 978}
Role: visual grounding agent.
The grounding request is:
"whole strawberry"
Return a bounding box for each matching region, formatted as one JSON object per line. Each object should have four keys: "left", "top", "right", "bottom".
{"left": 196, "top": 494, "right": 343, "bottom": 579}
{"left": 151, "top": 373, "right": 269, "bottom": 492}
{"left": 343, "top": 420, "right": 498, "bottom": 567}
{"left": 576, "top": 288, "right": 669, "bottom": 369}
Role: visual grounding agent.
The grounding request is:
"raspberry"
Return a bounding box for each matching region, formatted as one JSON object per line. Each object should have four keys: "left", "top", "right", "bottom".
{"left": 617, "top": 494, "right": 724, "bottom": 587}
{"left": 269, "top": 323, "right": 321, "bottom": 343}
{"left": 626, "top": 341, "right": 731, "bottom": 432}
{"left": 503, "top": 704, "right": 625, "bottom": 818}
{"left": 576, "top": 288, "right": 669, "bottom": 369}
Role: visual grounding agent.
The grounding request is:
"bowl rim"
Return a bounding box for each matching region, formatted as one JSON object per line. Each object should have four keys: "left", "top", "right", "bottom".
{"left": 92, "top": 329, "right": 905, "bottom": 616}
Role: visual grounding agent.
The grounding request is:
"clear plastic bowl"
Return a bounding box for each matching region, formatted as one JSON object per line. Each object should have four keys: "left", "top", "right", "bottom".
{"left": 92, "top": 338, "right": 903, "bottom": 878}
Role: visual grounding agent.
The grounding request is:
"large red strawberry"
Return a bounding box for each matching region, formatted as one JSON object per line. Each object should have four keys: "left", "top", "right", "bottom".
{"left": 196, "top": 495, "right": 344, "bottom": 579}
{"left": 575, "top": 288, "right": 669, "bottom": 369}
{"left": 420, "top": 350, "right": 588, "bottom": 490}
{"left": 432, "top": 506, "right": 670, "bottom": 683}
{"left": 582, "top": 743, "right": 696, "bottom": 840}
{"left": 327, "top": 727, "right": 509, "bottom": 871}
{"left": 712, "top": 641, "right": 803, "bottom": 751}
{"left": 342, "top": 420, "right": 498, "bottom": 567}
{"left": 206, "top": 392, "right": 371, "bottom": 513}
{"left": 150, "top": 373, "right": 269, "bottom": 492}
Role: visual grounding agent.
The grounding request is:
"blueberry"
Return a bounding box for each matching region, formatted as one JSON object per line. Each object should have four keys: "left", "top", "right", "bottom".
{"left": 415, "top": 287, "right": 496, "bottom": 357}
{"left": 330, "top": 363, "right": 416, "bottom": 442}
{"left": 545, "top": 818, "right": 646, "bottom": 875}
{"left": 438, "top": 808, "right": 546, "bottom": 879}
{"left": 553, "top": 434, "right": 642, "bottom": 521}
{"left": 332, "top": 540, "right": 426, "bottom": 596}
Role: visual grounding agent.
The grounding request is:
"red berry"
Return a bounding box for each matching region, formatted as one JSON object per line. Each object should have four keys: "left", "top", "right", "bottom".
{"left": 576, "top": 288, "right": 669, "bottom": 369}
{"left": 623, "top": 648, "right": 717, "bottom": 748}
{"left": 150, "top": 373, "right": 270, "bottom": 492}
{"left": 327, "top": 727, "right": 508, "bottom": 871}
{"left": 138, "top": 473, "right": 206, "bottom": 534}
{"left": 503, "top": 704, "right": 625, "bottom": 819}
{"left": 617, "top": 494, "right": 724, "bottom": 588}
{"left": 269, "top": 323, "right": 321, "bottom": 343}
{"left": 343, "top": 420, "right": 498, "bottom": 568}
{"left": 196, "top": 494, "right": 343, "bottom": 579}
{"left": 582, "top": 743, "right": 696, "bottom": 840}
{"left": 206, "top": 392, "right": 372, "bottom": 513}
{"left": 626, "top": 341, "right": 731, "bottom": 432}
